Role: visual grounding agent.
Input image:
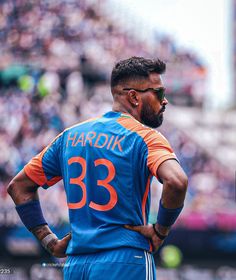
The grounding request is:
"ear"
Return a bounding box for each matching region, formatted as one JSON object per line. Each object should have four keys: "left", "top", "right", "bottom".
{"left": 127, "top": 90, "right": 139, "bottom": 107}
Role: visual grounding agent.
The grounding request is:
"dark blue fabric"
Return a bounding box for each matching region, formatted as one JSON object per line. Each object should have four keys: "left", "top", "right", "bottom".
{"left": 157, "top": 200, "right": 183, "bottom": 227}
{"left": 16, "top": 200, "right": 47, "bottom": 230}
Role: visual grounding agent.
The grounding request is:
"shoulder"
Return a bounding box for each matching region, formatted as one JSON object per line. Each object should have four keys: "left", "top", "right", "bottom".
{"left": 117, "top": 114, "right": 152, "bottom": 138}
{"left": 117, "top": 115, "right": 169, "bottom": 145}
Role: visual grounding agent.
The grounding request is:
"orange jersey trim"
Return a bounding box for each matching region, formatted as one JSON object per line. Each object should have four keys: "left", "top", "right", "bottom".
{"left": 47, "top": 176, "right": 63, "bottom": 186}
{"left": 117, "top": 116, "right": 177, "bottom": 176}
{"left": 24, "top": 117, "right": 100, "bottom": 187}
{"left": 117, "top": 115, "right": 177, "bottom": 226}
{"left": 142, "top": 174, "right": 152, "bottom": 225}
{"left": 149, "top": 241, "right": 153, "bottom": 252}
{"left": 24, "top": 146, "right": 48, "bottom": 186}
{"left": 24, "top": 132, "right": 63, "bottom": 186}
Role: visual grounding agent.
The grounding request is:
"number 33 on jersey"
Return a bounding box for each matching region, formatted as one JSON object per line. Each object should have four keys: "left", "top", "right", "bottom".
{"left": 23, "top": 111, "right": 177, "bottom": 254}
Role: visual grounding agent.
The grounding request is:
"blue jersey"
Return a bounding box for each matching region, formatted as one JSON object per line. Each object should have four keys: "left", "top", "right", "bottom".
{"left": 24, "top": 111, "right": 177, "bottom": 254}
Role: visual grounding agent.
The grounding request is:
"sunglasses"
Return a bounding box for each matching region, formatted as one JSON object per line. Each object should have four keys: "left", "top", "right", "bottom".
{"left": 123, "top": 87, "right": 166, "bottom": 102}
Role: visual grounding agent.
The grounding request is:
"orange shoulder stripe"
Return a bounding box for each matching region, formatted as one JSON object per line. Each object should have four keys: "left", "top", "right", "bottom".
{"left": 24, "top": 116, "right": 101, "bottom": 186}
{"left": 117, "top": 115, "right": 177, "bottom": 226}
{"left": 142, "top": 174, "right": 152, "bottom": 225}
{"left": 117, "top": 116, "right": 152, "bottom": 225}
{"left": 24, "top": 131, "right": 64, "bottom": 186}
{"left": 117, "top": 116, "right": 177, "bottom": 176}
{"left": 24, "top": 146, "right": 49, "bottom": 186}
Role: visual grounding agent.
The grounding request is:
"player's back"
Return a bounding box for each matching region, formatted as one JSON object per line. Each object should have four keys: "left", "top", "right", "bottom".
{"left": 61, "top": 111, "right": 153, "bottom": 254}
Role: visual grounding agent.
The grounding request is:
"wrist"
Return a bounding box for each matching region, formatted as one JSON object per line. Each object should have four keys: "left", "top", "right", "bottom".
{"left": 157, "top": 200, "right": 183, "bottom": 227}
{"left": 152, "top": 224, "right": 169, "bottom": 240}
{"left": 47, "top": 239, "right": 58, "bottom": 255}
{"left": 16, "top": 200, "right": 47, "bottom": 231}
{"left": 41, "top": 233, "right": 58, "bottom": 254}
{"left": 31, "top": 224, "right": 51, "bottom": 240}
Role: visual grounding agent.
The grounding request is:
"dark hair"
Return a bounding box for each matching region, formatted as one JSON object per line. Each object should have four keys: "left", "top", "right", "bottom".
{"left": 110, "top": 56, "right": 166, "bottom": 88}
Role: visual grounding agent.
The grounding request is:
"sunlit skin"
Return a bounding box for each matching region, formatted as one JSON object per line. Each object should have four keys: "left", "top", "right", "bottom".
{"left": 112, "top": 73, "right": 168, "bottom": 128}
{"left": 139, "top": 73, "right": 168, "bottom": 128}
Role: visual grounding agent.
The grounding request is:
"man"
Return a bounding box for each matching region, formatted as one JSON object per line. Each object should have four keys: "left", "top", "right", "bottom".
{"left": 8, "top": 57, "right": 188, "bottom": 280}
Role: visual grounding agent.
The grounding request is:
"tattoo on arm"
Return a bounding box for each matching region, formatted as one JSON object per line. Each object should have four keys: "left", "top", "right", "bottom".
{"left": 31, "top": 225, "right": 52, "bottom": 241}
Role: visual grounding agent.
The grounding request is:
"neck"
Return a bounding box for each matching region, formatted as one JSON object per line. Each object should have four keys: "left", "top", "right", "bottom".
{"left": 112, "top": 103, "right": 141, "bottom": 122}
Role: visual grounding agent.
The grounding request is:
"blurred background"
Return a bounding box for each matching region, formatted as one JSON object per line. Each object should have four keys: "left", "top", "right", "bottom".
{"left": 0, "top": 0, "right": 236, "bottom": 279}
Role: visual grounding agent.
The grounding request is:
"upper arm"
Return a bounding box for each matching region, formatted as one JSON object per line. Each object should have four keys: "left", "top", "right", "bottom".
{"left": 144, "top": 131, "right": 178, "bottom": 180}
{"left": 157, "top": 159, "right": 188, "bottom": 187}
{"left": 156, "top": 158, "right": 188, "bottom": 208}
{"left": 7, "top": 169, "right": 39, "bottom": 204}
{"left": 10, "top": 169, "right": 38, "bottom": 188}
{"left": 24, "top": 133, "right": 63, "bottom": 189}
{"left": 8, "top": 133, "right": 64, "bottom": 204}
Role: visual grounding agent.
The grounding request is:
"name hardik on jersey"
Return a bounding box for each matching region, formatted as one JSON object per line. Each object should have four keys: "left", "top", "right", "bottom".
{"left": 24, "top": 111, "right": 177, "bottom": 254}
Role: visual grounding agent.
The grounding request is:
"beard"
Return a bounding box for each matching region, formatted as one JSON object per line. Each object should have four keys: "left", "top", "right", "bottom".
{"left": 140, "top": 101, "right": 165, "bottom": 128}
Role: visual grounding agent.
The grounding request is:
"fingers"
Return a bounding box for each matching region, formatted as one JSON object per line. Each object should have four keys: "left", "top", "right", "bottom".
{"left": 62, "top": 232, "right": 72, "bottom": 242}
{"left": 54, "top": 252, "right": 67, "bottom": 258}
{"left": 125, "top": 224, "right": 164, "bottom": 252}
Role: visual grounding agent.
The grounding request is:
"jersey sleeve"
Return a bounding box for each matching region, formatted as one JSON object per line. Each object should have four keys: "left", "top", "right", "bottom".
{"left": 144, "top": 130, "right": 178, "bottom": 177}
{"left": 24, "top": 133, "right": 63, "bottom": 189}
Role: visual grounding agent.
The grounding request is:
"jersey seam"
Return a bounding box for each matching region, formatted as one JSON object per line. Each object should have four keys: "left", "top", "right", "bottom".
{"left": 41, "top": 135, "right": 62, "bottom": 187}
{"left": 116, "top": 116, "right": 151, "bottom": 226}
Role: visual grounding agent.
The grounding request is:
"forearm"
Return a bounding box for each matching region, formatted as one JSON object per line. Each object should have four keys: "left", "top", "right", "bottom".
{"left": 161, "top": 180, "right": 187, "bottom": 209}
{"left": 8, "top": 172, "right": 39, "bottom": 205}
{"left": 7, "top": 171, "right": 50, "bottom": 233}
{"left": 31, "top": 225, "right": 58, "bottom": 253}
{"left": 154, "top": 173, "right": 188, "bottom": 236}
{"left": 9, "top": 185, "right": 60, "bottom": 254}
{"left": 31, "top": 224, "right": 53, "bottom": 240}
{"left": 8, "top": 167, "right": 70, "bottom": 258}
{"left": 10, "top": 189, "right": 39, "bottom": 205}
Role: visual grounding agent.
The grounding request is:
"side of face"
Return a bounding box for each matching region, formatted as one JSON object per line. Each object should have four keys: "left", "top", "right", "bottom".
{"left": 139, "top": 73, "right": 167, "bottom": 128}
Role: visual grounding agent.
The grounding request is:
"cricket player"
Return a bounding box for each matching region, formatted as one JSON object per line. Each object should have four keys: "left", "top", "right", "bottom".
{"left": 8, "top": 57, "right": 188, "bottom": 280}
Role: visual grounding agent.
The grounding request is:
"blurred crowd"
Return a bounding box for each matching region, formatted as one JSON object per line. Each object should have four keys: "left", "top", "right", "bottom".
{"left": 0, "top": 0, "right": 206, "bottom": 102}
{"left": 0, "top": 0, "right": 234, "bottom": 233}
{"left": 158, "top": 125, "right": 236, "bottom": 230}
